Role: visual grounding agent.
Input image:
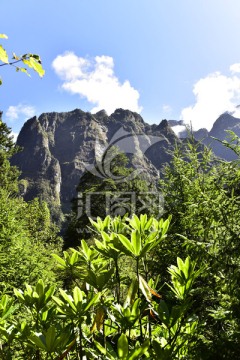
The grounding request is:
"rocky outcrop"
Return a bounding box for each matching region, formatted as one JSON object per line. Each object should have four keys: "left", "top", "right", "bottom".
{"left": 11, "top": 108, "right": 179, "bottom": 218}
{"left": 206, "top": 113, "right": 240, "bottom": 160}
{"left": 14, "top": 115, "right": 61, "bottom": 203}
{"left": 194, "top": 113, "right": 240, "bottom": 161}
{"left": 11, "top": 107, "right": 240, "bottom": 221}
{"left": 168, "top": 112, "right": 240, "bottom": 160}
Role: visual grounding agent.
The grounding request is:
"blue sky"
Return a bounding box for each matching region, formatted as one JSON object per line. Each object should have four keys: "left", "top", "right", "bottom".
{"left": 1, "top": 0, "right": 240, "bottom": 137}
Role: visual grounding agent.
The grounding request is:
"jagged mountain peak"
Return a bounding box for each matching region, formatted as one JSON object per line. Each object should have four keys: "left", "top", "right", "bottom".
{"left": 154, "top": 119, "right": 180, "bottom": 143}
{"left": 209, "top": 112, "right": 240, "bottom": 136}
{"left": 10, "top": 106, "right": 240, "bottom": 221}
{"left": 11, "top": 108, "right": 179, "bottom": 218}
{"left": 192, "top": 111, "right": 240, "bottom": 161}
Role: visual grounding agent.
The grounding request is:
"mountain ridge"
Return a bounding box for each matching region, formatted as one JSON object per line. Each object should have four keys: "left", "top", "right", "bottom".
{"left": 11, "top": 108, "right": 240, "bottom": 221}
{"left": 11, "top": 108, "right": 179, "bottom": 219}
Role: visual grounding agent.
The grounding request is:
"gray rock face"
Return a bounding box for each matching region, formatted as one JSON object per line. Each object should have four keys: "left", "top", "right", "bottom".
{"left": 167, "top": 113, "right": 240, "bottom": 161}
{"left": 11, "top": 107, "right": 240, "bottom": 220}
{"left": 11, "top": 108, "right": 179, "bottom": 216}
{"left": 199, "top": 113, "right": 240, "bottom": 160}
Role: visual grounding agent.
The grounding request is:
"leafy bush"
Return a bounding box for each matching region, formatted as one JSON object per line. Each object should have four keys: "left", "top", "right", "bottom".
{"left": 0, "top": 215, "right": 203, "bottom": 359}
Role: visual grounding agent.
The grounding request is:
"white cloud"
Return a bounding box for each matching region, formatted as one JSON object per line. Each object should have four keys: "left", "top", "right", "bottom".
{"left": 230, "top": 63, "right": 240, "bottom": 74}
{"left": 6, "top": 104, "right": 35, "bottom": 122}
{"left": 52, "top": 52, "right": 142, "bottom": 114}
{"left": 181, "top": 65, "right": 240, "bottom": 131}
{"left": 171, "top": 125, "right": 187, "bottom": 138}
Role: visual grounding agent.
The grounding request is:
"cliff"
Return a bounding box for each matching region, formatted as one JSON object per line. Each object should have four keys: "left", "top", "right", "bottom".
{"left": 11, "top": 108, "right": 179, "bottom": 219}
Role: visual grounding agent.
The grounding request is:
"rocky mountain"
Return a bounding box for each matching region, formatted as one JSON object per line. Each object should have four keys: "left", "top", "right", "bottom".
{"left": 169, "top": 112, "right": 240, "bottom": 160}
{"left": 191, "top": 112, "right": 240, "bottom": 160}
{"left": 11, "top": 108, "right": 240, "bottom": 222}
{"left": 11, "top": 108, "right": 180, "bottom": 219}
{"left": 205, "top": 112, "right": 240, "bottom": 160}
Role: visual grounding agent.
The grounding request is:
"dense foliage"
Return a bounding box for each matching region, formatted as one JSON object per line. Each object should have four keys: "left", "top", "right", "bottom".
{"left": 1, "top": 214, "right": 203, "bottom": 359}
{"left": 158, "top": 136, "right": 240, "bottom": 358}
{"left": 1, "top": 113, "right": 240, "bottom": 358}
{"left": 1, "top": 49, "right": 240, "bottom": 357}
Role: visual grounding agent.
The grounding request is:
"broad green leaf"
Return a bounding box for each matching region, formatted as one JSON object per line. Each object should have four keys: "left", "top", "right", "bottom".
{"left": 129, "top": 214, "right": 141, "bottom": 231}
{"left": 0, "top": 294, "right": 7, "bottom": 308}
{"left": 59, "top": 289, "right": 77, "bottom": 312}
{"left": 160, "top": 218, "right": 170, "bottom": 237}
{"left": 81, "top": 240, "right": 91, "bottom": 259}
{"left": 69, "top": 250, "right": 79, "bottom": 265}
{"left": 36, "top": 279, "right": 44, "bottom": 298}
{"left": 13, "top": 289, "right": 24, "bottom": 301}
{"left": 45, "top": 326, "right": 56, "bottom": 352}
{"left": 167, "top": 283, "right": 183, "bottom": 300}
{"left": 52, "top": 296, "right": 64, "bottom": 307}
{"left": 95, "top": 239, "right": 104, "bottom": 249}
{"left": 73, "top": 286, "right": 83, "bottom": 306}
{"left": 22, "top": 56, "right": 45, "bottom": 77}
{"left": 29, "top": 333, "right": 47, "bottom": 351}
{"left": 101, "top": 231, "right": 111, "bottom": 243}
{"left": 117, "top": 333, "right": 128, "bottom": 358}
{"left": 131, "top": 298, "right": 141, "bottom": 317}
{"left": 0, "top": 295, "right": 16, "bottom": 321}
{"left": 145, "top": 230, "right": 159, "bottom": 243}
{"left": 184, "top": 256, "right": 190, "bottom": 278}
{"left": 32, "top": 291, "right": 39, "bottom": 300}
{"left": 30, "top": 56, "right": 45, "bottom": 77}
{"left": 41, "top": 309, "right": 49, "bottom": 322}
{"left": 177, "top": 257, "right": 185, "bottom": 274}
{"left": 139, "top": 275, "right": 152, "bottom": 302}
{"left": 140, "top": 213, "right": 147, "bottom": 226}
{"left": 0, "top": 45, "right": 8, "bottom": 63}
{"left": 94, "top": 339, "right": 107, "bottom": 356}
{"left": 131, "top": 230, "right": 141, "bottom": 256}
{"left": 44, "top": 285, "right": 55, "bottom": 302}
{"left": 124, "top": 278, "right": 138, "bottom": 308}
{"left": 94, "top": 240, "right": 112, "bottom": 258}
{"left": 103, "top": 215, "right": 111, "bottom": 229}
{"left": 52, "top": 253, "right": 66, "bottom": 267}
{"left": 117, "top": 234, "right": 134, "bottom": 255}
{"left": 144, "top": 217, "right": 153, "bottom": 230}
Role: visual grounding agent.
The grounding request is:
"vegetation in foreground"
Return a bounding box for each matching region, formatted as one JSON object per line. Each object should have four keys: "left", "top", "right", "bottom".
{"left": 1, "top": 111, "right": 240, "bottom": 358}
